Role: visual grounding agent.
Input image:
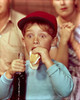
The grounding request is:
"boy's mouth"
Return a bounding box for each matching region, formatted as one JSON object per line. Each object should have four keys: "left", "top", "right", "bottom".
{"left": 31, "top": 47, "right": 38, "bottom": 50}
{"left": 31, "top": 47, "right": 36, "bottom": 50}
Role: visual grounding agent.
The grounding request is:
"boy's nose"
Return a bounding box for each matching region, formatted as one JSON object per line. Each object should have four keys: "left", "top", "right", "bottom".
{"left": 34, "top": 40, "right": 38, "bottom": 44}
{"left": 33, "top": 37, "right": 39, "bottom": 44}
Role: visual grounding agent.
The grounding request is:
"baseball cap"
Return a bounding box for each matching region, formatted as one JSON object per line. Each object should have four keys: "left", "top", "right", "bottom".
{"left": 18, "top": 11, "right": 57, "bottom": 35}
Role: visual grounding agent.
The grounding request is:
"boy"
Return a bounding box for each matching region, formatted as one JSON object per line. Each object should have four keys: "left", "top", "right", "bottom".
{"left": 0, "top": 11, "right": 73, "bottom": 100}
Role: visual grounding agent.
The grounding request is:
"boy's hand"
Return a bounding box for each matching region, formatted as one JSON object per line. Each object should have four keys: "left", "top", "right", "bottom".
{"left": 6, "top": 59, "right": 25, "bottom": 79}
{"left": 32, "top": 47, "right": 54, "bottom": 69}
{"left": 60, "top": 22, "right": 75, "bottom": 44}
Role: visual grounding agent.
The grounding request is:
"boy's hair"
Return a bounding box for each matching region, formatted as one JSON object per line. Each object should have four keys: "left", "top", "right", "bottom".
{"left": 22, "top": 20, "right": 56, "bottom": 38}
{"left": 18, "top": 11, "right": 57, "bottom": 38}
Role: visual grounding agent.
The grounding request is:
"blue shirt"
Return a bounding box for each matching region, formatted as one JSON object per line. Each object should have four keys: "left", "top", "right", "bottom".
{"left": 0, "top": 60, "right": 73, "bottom": 100}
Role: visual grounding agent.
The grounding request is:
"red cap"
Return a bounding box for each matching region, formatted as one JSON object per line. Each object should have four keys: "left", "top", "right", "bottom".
{"left": 18, "top": 11, "right": 57, "bottom": 36}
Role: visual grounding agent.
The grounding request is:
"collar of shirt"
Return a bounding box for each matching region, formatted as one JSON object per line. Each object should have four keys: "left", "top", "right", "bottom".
{"left": 0, "top": 9, "right": 14, "bottom": 33}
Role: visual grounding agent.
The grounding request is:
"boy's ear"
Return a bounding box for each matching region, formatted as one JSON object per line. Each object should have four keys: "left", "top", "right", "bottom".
{"left": 51, "top": 37, "right": 58, "bottom": 47}
{"left": 22, "top": 37, "right": 26, "bottom": 47}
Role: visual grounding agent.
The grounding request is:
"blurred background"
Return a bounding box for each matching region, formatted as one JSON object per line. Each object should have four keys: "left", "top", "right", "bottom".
{"left": 12, "top": 0, "right": 57, "bottom": 16}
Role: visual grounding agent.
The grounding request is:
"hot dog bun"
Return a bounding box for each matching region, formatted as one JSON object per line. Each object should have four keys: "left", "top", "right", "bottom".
{"left": 29, "top": 51, "right": 40, "bottom": 65}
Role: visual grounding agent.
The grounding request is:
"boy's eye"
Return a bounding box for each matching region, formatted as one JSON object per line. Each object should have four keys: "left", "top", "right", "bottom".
{"left": 26, "top": 34, "right": 33, "bottom": 38}
{"left": 40, "top": 34, "right": 46, "bottom": 38}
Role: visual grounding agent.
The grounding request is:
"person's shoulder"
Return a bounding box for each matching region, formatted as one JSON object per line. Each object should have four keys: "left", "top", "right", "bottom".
{"left": 11, "top": 9, "right": 26, "bottom": 22}
{"left": 13, "top": 10, "right": 25, "bottom": 17}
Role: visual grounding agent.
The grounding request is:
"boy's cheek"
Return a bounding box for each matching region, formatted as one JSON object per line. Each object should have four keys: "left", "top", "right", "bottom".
{"left": 25, "top": 46, "right": 32, "bottom": 54}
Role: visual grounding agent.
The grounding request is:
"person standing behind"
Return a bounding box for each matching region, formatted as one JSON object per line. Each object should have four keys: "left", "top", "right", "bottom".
{"left": 50, "top": 0, "right": 80, "bottom": 100}
{"left": 0, "top": 0, "right": 25, "bottom": 76}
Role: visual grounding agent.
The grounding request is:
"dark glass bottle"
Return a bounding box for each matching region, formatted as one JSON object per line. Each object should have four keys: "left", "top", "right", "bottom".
{"left": 11, "top": 53, "right": 26, "bottom": 100}
{"left": 10, "top": 72, "right": 26, "bottom": 100}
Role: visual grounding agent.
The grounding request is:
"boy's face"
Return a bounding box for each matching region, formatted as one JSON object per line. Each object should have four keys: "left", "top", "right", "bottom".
{"left": 52, "top": 0, "right": 76, "bottom": 18}
{"left": 23, "top": 23, "right": 53, "bottom": 54}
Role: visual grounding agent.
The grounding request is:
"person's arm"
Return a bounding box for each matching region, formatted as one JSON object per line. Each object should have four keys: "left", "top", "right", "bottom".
{"left": 49, "top": 38, "right": 69, "bottom": 68}
{"left": 38, "top": 46, "right": 73, "bottom": 97}
{"left": 47, "top": 61, "right": 73, "bottom": 97}
{"left": 0, "top": 73, "right": 13, "bottom": 99}
{"left": 32, "top": 46, "right": 73, "bottom": 97}
{"left": 50, "top": 22, "right": 75, "bottom": 68}
{"left": 0, "top": 59, "right": 25, "bottom": 99}
{"left": 70, "top": 31, "right": 80, "bottom": 60}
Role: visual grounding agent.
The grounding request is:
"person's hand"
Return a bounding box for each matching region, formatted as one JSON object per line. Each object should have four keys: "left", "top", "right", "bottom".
{"left": 60, "top": 22, "right": 75, "bottom": 44}
{"left": 6, "top": 59, "right": 25, "bottom": 79}
{"left": 32, "top": 47, "right": 53, "bottom": 68}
